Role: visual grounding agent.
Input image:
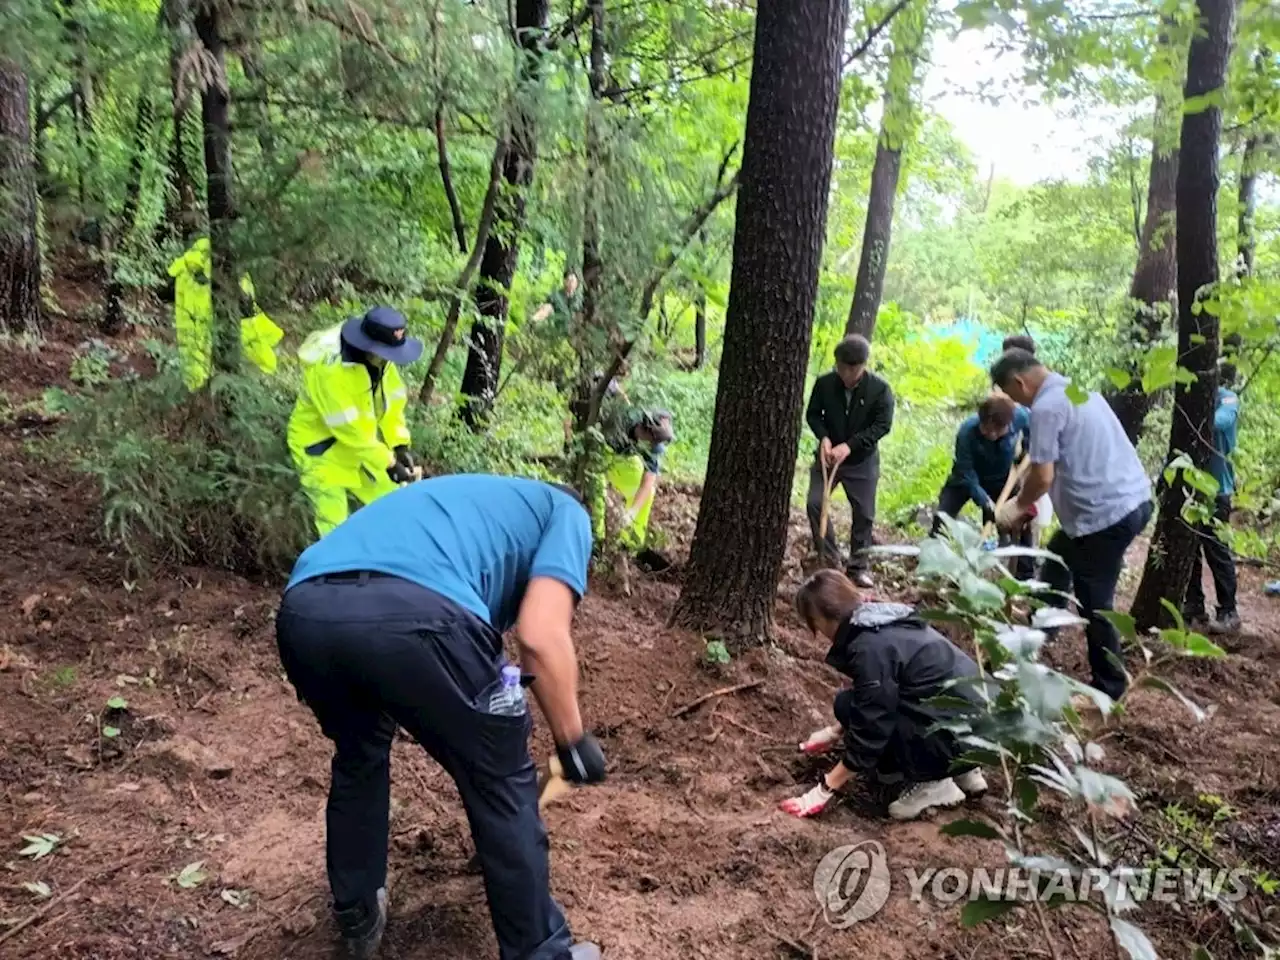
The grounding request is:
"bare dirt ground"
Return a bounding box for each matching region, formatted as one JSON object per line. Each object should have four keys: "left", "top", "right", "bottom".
{"left": 1, "top": 319, "right": 1278, "bottom": 960}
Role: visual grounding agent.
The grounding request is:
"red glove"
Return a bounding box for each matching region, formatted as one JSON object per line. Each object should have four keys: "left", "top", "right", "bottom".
{"left": 779, "top": 783, "right": 836, "bottom": 819}
{"left": 799, "top": 725, "right": 842, "bottom": 756}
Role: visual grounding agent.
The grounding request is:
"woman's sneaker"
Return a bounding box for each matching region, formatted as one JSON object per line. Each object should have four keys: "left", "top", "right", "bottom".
{"left": 888, "top": 778, "right": 965, "bottom": 820}
{"left": 954, "top": 769, "right": 988, "bottom": 797}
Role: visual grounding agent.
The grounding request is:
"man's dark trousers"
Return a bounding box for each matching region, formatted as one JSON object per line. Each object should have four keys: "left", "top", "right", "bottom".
{"left": 931, "top": 481, "right": 1035, "bottom": 580}
{"left": 1040, "top": 501, "right": 1153, "bottom": 700}
{"left": 1185, "top": 494, "right": 1237, "bottom": 619}
{"left": 276, "top": 573, "right": 573, "bottom": 960}
{"left": 806, "top": 453, "right": 879, "bottom": 572}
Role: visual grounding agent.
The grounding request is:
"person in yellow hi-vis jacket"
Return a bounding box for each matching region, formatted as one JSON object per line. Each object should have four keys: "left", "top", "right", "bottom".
{"left": 287, "top": 306, "right": 423, "bottom": 538}
{"left": 168, "top": 238, "right": 284, "bottom": 390}
{"left": 592, "top": 398, "right": 675, "bottom": 553}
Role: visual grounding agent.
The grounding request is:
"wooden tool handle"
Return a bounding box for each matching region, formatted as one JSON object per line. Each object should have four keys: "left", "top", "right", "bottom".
{"left": 537, "top": 755, "right": 572, "bottom": 812}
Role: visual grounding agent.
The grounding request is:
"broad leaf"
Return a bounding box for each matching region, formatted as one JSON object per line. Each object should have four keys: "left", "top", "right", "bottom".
{"left": 22, "top": 881, "right": 51, "bottom": 898}
{"left": 19, "top": 834, "right": 62, "bottom": 860}
{"left": 102, "top": 726, "right": 121, "bottom": 738}
{"left": 1031, "top": 607, "right": 1088, "bottom": 629}
{"left": 958, "top": 571, "right": 1005, "bottom": 612}
{"left": 1098, "top": 610, "right": 1137, "bottom": 640}
{"left": 176, "top": 861, "right": 209, "bottom": 889}
{"left": 995, "top": 625, "right": 1046, "bottom": 658}
{"left": 106, "top": 696, "right": 128, "bottom": 711}
{"left": 1139, "top": 675, "right": 1207, "bottom": 722}
{"left": 1065, "top": 382, "right": 1088, "bottom": 405}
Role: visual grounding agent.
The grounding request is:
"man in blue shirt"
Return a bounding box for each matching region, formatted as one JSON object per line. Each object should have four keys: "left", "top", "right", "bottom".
{"left": 933, "top": 393, "right": 1030, "bottom": 528}
{"left": 1185, "top": 364, "right": 1241, "bottom": 633}
{"left": 276, "top": 475, "right": 605, "bottom": 960}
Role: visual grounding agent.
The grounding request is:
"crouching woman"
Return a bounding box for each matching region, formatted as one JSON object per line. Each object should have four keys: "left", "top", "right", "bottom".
{"left": 780, "top": 570, "right": 987, "bottom": 821}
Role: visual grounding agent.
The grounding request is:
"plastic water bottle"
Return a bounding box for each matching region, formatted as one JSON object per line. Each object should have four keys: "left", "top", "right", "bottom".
{"left": 487, "top": 665, "right": 527, "bottom": 716}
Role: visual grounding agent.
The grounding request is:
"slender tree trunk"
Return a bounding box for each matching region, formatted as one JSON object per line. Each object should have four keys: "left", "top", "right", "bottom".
{"left": 0, "top": 61, "right": 41, "bottom": 335}
{"left": 103, "top": 90, "right": 155, "bottom": 334}
{"left": 458, "top": 0, "right": 549, "bottom": 428}
{"left": 1237, "top": 135, "right": 1259, "bottom": 276}
{"left": 194, "top": 1, "right": 239, "bottom": 376}
{"left": 693, "top": 289, "right": 707, "bottom": 369}
{"left": 673, "top": 0, "right": 849, "bottom": 642}
{"left": 1131, "top": 0, "right": 1236, "bottom": 631}
{"left": 1106, "top": 87, "right": 1180, "bottom": 443}
{"left": 165, "top": 0, "right": 200, "bottom": 242}
{"left": 845, "top": 0, "right": 927, "bottom": 339}
{"left": 436, "top": 104, "right": 468, "bottom": 254}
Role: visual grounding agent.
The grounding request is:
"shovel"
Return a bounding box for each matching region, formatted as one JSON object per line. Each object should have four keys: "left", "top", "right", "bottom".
{"left": 538, "top": 755, "right": 573, "bottom": 811}
{"left": 815, "top": 453, "right": 841, "bottom": 559}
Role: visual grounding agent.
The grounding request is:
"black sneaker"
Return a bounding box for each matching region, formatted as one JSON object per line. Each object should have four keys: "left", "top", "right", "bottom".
{"left": 848, "top": 570, "right": 874, "bottom": 589}
{"left": 1183, "top": 610, "right": 1209, "bottom": 630}
{"left": 334, "top": 888, "right": 387, "bottom": 960}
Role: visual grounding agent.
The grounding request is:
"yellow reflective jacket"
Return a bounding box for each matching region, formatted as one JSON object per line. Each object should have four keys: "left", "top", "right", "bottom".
{"left": 168, "top": 239, "right": 284, "bottom": 389}
{"left": 287, "top": 325, "right": 412, "bottom": 489}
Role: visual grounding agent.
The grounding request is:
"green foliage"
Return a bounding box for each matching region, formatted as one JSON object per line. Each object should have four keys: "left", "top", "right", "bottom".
{"left": 702, "top": 639, "right": 731, "bottom": 666}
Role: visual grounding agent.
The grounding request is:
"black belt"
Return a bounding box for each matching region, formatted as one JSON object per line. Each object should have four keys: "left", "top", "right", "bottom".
{"left": 317, "top": 570, "right": 393, "bottom": 585}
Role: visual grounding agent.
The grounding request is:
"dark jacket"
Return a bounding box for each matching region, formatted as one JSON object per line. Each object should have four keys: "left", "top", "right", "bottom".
{"left": 825, "top": 603, "right": 980, "bottom": 773}
{"left": 805, "top": 370, "right": 895, "bottom": 467}
{"left": 945, "top": 407, "right": 1031, "bottom": 507}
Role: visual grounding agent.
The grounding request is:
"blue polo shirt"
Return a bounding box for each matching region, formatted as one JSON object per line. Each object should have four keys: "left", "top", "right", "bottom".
{"left": 286, "top": 475, "right": 592, "bottom": 632}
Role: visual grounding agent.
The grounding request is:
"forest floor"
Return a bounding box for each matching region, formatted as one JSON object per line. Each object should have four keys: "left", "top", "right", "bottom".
{"left": 1, "top": 318, "right": 1279, "bottom": 960}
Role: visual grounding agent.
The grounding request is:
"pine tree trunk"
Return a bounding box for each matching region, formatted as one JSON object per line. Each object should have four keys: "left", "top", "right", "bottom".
{"left": 165, "top": 0, "right": 200, "bottom": 242}
{"left": 458, "top": 0, "right": 549, "bottom": 429}
{"left": 1106, "top": 91, "right": 1179, "bottom": 444}
{"left": 673, "top": 0, "right": 848, "bottom": 643}
{"left": 0, "top": 60, "right": 41, "bottom": 335}
{"left": 1237, "top": 135, "right": 1258, "bottom": 276}
{"left": 845, "top": 0, "right": 927, "bottom": 339}
{"left": 194, "top": 1, "right": 240, "bottom": 376}
{"left": 103, "top": 90, "right": 155, "bottom": 335}
{"left": 1131, "top": 0, "right": 1236, "bottom": 631}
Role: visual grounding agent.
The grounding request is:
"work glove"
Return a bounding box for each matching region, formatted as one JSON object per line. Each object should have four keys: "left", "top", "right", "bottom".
{"left": 556, "top": 733, "right": 607, "bottom": 785}
{"left": 995, "top": 499, "right": 1036, "bottom": 532}
{"left": 387, "top": 460, "right": 416, "bottom": 484}
{"left": 394, "top": 445, "right": 415, "bottom": 472}
{"left": 779, "top": 782, "right": 836, "bottom": 819}
{"left": 981, "top": 502, "right": 997, "bottom": 528}
{"left": 799, "top": 724, "right": 842, "bottom": 756}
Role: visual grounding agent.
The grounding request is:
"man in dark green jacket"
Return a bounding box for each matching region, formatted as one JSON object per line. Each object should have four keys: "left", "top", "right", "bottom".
{"left": 805, "top": 334, "right": 895, "bottom": 587}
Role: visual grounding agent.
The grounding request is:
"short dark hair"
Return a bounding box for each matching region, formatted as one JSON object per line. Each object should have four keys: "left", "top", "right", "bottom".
{"left": 977, "top": 393, "right": 1016, "bottom": 430}
{"left": 549, "top": 481, "right": 585, "bottom": 505}
{"left": 990, "top": 348, "right": 1042, "bottom": 388}
{"left": 834, "top": 334, "right": 870, "bottom": 367}
{"left": 1219, "top": 361, "right": 1237, "bottom": 387}
{"left": 1002, "top": 334, "right": 1036, "bottom": 354}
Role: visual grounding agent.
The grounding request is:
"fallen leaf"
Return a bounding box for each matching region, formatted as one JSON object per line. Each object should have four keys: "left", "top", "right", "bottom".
{"left": 22, "top": 881, "right": 51, "bottom": 898}
{"left": 20, "top": 595, "right": 42, "bottom": 619}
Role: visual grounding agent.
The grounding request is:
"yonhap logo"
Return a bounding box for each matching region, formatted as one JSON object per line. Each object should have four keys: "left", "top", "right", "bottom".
{"left": 812, "top": 840, "right": 891, "bottom": 927}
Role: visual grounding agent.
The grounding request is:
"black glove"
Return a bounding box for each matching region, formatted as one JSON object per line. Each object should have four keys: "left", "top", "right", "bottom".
{"left": 981, "top": 502, "right": 996, "bottom": 527}
{"left": 387, "top": 460, "right": 415, "bottom": 484}
{"left": 556, "top": 733, "right": 607, "bottom": 785}
{"left": 394, "top": 445, "right": 415, "bottom": 472}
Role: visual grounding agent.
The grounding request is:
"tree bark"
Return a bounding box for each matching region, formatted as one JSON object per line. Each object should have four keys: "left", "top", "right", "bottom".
{"left": 1105, "top": 89, "right": 1180, "bottom": 444}
{"left": 435, "top": 104, "right": 468, "bottom": 254}
{"left": 694, "top": 288, "right": 707, "bottom": 369}
{"left": 457, "top": 0, "right": 549, "bottom": 429}
{"left": 1131, "top": 0, "right": 1236, "bottom": 631}
{"left": 673, "top": 0, "right": 848, "bottom": 642}
{"left": 1237, "top": 134, "right": 1258, "bottom": 276}
{"left": 845, "top": 0, "right": 927, "bottom": 339}
{"left": 194, "top": 1, "right": 240, "bottom": 376}
{"left": 165, "top": 0, "right": 201, "bottom": 242}
{"left": 103, "top": 90, "right": 155, "bottom": 335}
{"left": 0, "top": 60, "right": 41, "bottom": 335}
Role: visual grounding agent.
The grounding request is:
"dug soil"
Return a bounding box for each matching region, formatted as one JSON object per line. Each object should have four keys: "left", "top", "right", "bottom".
{"left": 1, "top": 324, "right": 1278, "bottom": 960}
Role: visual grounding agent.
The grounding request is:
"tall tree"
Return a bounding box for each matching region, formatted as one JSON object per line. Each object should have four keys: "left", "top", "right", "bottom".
{"left": 0, "top": 59, "right": 41, "bottom": 335}
{"left": 845, "top": 0, "right": 928, "bottom": 339}
{"left": 1106, "top": 39, "right": 1184, "bottom": 444}
{"left": 164, "top": 0, "right": 200, "bottom": 242}
{"left": 1132, "top": 0, "right": 1237, "bottom": 630}
{"left": 673, "top": 0, "right": 849, "bottom": 641}
{"left": 457, "top": 0, "right": 550, "bottom": 428}
{"left": 103, "top": 90, "right": 155, "bottom": 334}
{"left": 193, "top": 0, "right": 239, "bottom": 376}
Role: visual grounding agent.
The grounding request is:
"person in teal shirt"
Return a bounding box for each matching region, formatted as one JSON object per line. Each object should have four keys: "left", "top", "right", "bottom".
{"left": 277, "top": 475, "right": 606, "bottom": 960}
{"left": 1186, "top": 365, "right": 1241, "bottom": 634}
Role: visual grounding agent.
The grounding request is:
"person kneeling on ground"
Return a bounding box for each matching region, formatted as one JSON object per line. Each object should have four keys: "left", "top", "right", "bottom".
{"left": 932, "top": 392, "right": 1034, "bottom": 579}
{"left": 779, "top": 570, "right": 988, "bottom": 822}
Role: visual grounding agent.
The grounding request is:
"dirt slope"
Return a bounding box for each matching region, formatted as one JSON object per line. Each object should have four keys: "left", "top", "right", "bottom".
{"left": 1, "top": 329, "right": 1278, "bottom": 960}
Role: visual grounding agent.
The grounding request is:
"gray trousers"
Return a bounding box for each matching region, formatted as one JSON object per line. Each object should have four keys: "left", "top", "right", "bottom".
{"left": 806, "top": 453, "right": 879, "bottom": 571}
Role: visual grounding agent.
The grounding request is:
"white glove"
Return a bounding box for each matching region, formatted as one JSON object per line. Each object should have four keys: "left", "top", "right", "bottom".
{"left": 995, "top": 499, "right": 1035, "bottom": 532}
{"left": 799, "top": 725, "right": 843, "bottom": 756}
{"left": 779, "top": 782, "right": 836, "bottom": 819}
{"left": 620, "top": 508, "right": 638, "bottom": 528}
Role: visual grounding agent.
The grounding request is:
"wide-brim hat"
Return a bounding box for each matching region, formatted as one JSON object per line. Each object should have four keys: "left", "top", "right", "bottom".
{"left": 341, "top": 306, "right": 424, "bottom": 364}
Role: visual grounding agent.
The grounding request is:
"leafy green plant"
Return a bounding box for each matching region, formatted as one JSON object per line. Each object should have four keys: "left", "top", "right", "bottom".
{"left": 69, "top": 339, "right": 123, "bottom": 388}
{"left": 872, "top": 516, "right": 1274, "bottom": 960}
{"left": 173, "top": 861, "right": 209, "bottom": 890}
{"left": 702, "top": 639, "right": 731, "bottom": 666}
{"left": 19, "top": 834, "right": 63, "bottom": 861}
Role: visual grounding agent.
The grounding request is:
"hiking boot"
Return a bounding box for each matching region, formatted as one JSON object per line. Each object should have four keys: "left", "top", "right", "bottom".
{"left": 848, "top": 569, "right": 874, "bottom": 589}
{"left": 1206, "top": 612, "right": 1241, "bottom": 635}
{"left": 1183, "top": 610, "right": 1209, "bottom": 630}
{"left": 887, "top": 778, "right": 965, "bottom": 820}
{"left": 954, "top": 769, "right": 988, "bottom": 797}
{"left": 334, "top": 888, "right": 387, "bottom": 960}
{"left": 570, "top": 943, "right": 603, "bottom": 960}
